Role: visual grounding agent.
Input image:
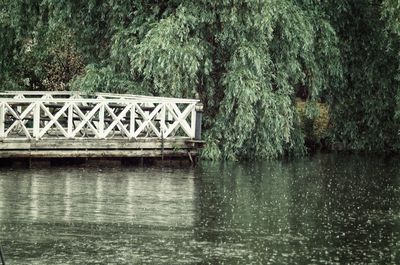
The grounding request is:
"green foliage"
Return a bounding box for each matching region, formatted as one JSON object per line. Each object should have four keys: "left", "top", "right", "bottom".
{"left": 71, "top": 64, "right": 141, "bottom": 95}
{"left": 297, "top": 99, "right": 329, "bottom": 145}
{"left": 2, "top": 0, "right": 399, "bottom": 159}
{"left": 326, "top": 1, "right": 400, "bottom": 151}
{"left": 130, "top": 5, "right": 207, "bottom": 97}
{"left": 382, "top": 0, "right": 400, "bottom": 151}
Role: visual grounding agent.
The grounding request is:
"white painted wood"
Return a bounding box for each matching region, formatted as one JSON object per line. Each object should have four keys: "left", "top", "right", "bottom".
{"left": 160, "top": 103, "right": 166, "bottom": 137}
{"left": 33, "top": 102, "right": 40, "bottom": 139}
{"left": 99, "top": 103, "right": 105, "bottom": 138}
{"left": 133, "top": 103, "right": 163, "bottom": 138}
{"left": 0, "top": 91, "right": 199, "bottom": 140}
{"left": 191, "top": 104, "right": 196, "bottom": 138}
{"left": 38, "top": 102, "right": 69, "bottom": 138}
{"left": 68, "top": 103, "right": 73, "bottom": 138}
{"left": 5, "top": 102, "right": 34, "bottom": 139}
{"left": 165, "top": 103, "right": 195, "bottom": 138}
{"left": 0, "top": 103, "right": 4, "bottom": 138}
{"left": 72, "top": 103, "right": 102, "bottom": 138}
{"left": 104, "top": 103, "right": 131, "bottom": 138}
{"left": 129, "top": 104, "right": 136, "bottom": 139}
{"left": 0, "top": 91, "right": 198, "bottom": 102}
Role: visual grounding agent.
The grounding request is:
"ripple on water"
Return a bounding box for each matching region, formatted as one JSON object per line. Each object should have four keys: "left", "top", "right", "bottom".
{"left": 0, "top": 155, "right": 400, "bottom": 264}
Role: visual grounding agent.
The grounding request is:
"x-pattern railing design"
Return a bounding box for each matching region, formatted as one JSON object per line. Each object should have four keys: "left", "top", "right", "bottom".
{"left": 0, "top": 92, "right": 201, "bottom": 140}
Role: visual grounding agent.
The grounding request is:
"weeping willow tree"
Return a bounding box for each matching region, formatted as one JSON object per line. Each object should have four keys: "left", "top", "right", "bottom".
{"left": 2, "top": 0, "right": 399, "bottom": 159}
{"left": 114, "top": 0, "right": 342, "bottom": 160}
{"left": 382, "top": 0, "right": 400, "bottom": 151}
{"left": 325, "top": 1, "right": 400, "bottom": 152}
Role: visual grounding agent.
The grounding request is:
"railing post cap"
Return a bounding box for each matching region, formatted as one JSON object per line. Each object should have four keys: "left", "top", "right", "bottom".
{"left": 195, "top": 102, "right": 203, "bottom": 112}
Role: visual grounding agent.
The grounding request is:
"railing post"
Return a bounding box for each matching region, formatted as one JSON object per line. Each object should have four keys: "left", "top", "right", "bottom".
{"left": 33, "top": 102, "right": 41, "bottom": 140}
{"left": 68, "top": 103, "right": 73, "bottom": 138}
{"left": 195, "top": 102, "right": 203, "bottom": 140}
{"left": 130, "top": 103, "right": 136, "bottom": 140}
{"left": 99, "top": 102, "right": 105, "bottom": 138}
{"left": 160, "top": 103, "right": 166, "bottom": 139}
{"left": 0, "top": 103, "right": 4, "bottom": 139}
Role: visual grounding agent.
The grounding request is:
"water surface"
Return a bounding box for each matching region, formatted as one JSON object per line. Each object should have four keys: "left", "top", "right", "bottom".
{"left": 0, "top": 154, "right": 399, "bottom": 264}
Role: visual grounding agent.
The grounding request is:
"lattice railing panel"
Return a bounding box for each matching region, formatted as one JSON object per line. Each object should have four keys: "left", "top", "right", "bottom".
{"left": 0, "top": 92, "right": 200, "bottom": 140}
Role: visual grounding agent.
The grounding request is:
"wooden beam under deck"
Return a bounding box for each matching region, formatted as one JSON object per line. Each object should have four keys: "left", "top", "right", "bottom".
{"left": 0, "top": 138, "right": 203, "bottom": 158}
{"left": 0, "top": 150, "right": 195, "bottom": 158}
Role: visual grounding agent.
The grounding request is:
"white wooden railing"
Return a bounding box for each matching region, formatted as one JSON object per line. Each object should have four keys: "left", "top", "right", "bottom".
{"left": 0, "top": 91, "right": 201, "bottom": 140}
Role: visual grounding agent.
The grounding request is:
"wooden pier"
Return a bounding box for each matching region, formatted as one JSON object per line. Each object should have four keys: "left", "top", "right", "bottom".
{"left": 0, "top": 91, "right": 203, "bottom": 164}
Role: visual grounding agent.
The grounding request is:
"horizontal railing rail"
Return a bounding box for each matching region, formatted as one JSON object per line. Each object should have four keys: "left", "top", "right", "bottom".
{"left": 0, "top": 91, "right": 199, "bottom": 103}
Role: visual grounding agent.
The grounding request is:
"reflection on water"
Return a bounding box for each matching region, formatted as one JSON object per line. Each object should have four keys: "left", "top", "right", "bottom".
{"left": 0, "top": 154, "right": 400, "bottom": 264}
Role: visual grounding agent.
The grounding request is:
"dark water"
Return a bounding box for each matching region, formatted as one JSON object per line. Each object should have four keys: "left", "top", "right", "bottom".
{"left": 0, "top": 154, "right": 399, "bottom": 264}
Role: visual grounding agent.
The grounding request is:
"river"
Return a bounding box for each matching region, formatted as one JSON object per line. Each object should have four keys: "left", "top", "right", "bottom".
{"left": 0, "top": 154, "right": 399, "bottom": 264}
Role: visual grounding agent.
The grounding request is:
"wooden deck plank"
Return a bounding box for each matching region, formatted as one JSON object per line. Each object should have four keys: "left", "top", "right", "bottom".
{"left": 0, "top": 149, "right": 195, "bottom": 158}
{"left": 0, "top": 138, "right": 198, "bottom": 150}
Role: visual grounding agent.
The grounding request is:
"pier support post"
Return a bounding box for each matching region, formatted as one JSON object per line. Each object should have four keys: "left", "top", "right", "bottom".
{"left": 0, "top": 244, "right": 6, "bottom": 265}
{"left": 29, "top": 158, "right": 51, "bottom": 169}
